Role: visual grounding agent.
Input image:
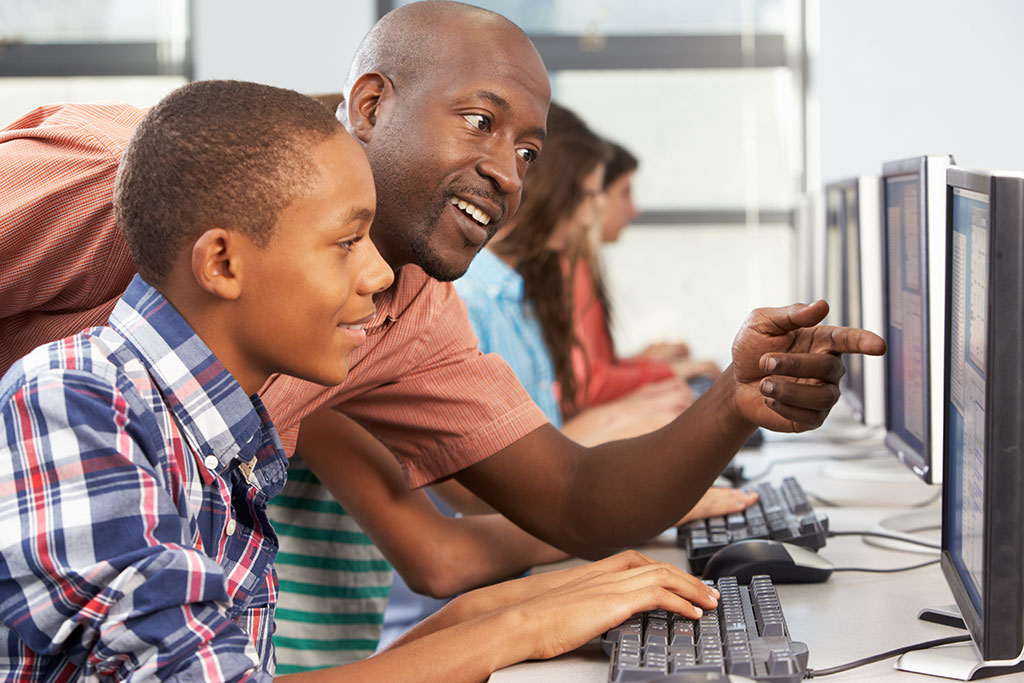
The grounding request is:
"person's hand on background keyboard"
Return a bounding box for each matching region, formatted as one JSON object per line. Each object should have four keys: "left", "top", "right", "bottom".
{"left": 674, "top": 487, "right": 759, "bottom": 526}
{"left": 728, "top": 300, "right": 886, "bottom": 432}
{"left": 435, "top": 550, "right": 720, "bottom": 662}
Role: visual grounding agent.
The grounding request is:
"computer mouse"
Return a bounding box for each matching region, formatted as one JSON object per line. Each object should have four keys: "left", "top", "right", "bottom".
{"left": 701, "top": 538, "right": 834, "bottom": 584}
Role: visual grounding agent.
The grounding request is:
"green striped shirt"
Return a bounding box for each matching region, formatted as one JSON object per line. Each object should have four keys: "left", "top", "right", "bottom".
{"left": 269, "top": 457, "right": 393, "bottom": 673}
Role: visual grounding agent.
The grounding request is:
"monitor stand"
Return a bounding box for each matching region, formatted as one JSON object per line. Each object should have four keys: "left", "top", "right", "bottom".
{"left": 863, "top": 508, "right": 941, "bottom": 555}
{"left": 819, "top": 451, "right": 917, "bottom": 483}
{"left": 896, "top": 606, "right": 1024, "bottom": 680}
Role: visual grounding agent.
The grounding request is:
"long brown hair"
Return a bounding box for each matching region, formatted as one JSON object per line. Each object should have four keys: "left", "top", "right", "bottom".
{"left": 587, "top": 140, "right": 639, "bottom": 354}
{"left": 490, "top": 102, "right": 610, "bottom": 417}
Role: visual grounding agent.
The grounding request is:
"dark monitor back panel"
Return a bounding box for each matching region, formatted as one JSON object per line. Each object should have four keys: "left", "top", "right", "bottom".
{"left": 941, "top": 168, "right": 1024, "bottom": 662}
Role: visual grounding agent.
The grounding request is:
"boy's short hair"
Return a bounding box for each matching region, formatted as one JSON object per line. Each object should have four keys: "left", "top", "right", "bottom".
{"left": 114, "top": 79, "right": 343, "bottom": 284}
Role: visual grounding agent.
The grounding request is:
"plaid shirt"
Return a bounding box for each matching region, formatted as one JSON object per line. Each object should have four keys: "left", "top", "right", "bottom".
{"left": 0, "top": 275, "right": 287, "bottom": 682}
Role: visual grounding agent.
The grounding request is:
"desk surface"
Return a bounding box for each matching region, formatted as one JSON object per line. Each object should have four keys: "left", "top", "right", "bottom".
{"left": 489, "top": 419, "right": 1024, "bottom": 682}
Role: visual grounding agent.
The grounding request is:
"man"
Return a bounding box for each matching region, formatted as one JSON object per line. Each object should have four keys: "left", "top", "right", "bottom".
{"left": 0, "top": 0, "right": 884, "bottom": 669}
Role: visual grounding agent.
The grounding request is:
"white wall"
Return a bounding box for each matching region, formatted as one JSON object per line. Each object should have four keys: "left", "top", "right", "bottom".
{"left": 818, "top": 0, "right": 1024, "bottom": 182}
{"left": 192, "top": 0, "right": 375, "bottom": 95}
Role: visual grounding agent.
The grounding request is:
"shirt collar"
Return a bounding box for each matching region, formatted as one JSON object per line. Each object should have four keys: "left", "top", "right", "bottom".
{"left": 108, "top": 275, "right": 268, "bottom": 472}
{"left": 465, "top": 248, "right": 523, "bottom": 299}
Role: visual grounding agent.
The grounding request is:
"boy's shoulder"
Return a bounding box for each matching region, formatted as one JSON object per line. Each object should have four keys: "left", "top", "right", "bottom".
{"left": 0, "top": 325, "right": 148, "bottom": 409}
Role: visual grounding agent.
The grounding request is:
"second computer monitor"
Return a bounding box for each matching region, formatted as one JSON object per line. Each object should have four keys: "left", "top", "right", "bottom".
{"left": 881, "top": 154, "right": 952, "bottom": 484}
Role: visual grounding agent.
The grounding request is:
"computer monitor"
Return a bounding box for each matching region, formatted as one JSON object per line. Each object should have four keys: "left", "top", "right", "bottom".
{"left": 881, "top": 155, "right": 953, "bottom": 484}
{"left": 825, "top": 176, "right": 885, "bottom": 427}
{"left": 896, "top": 168, "right": 1024, "bottom": 679}
{"left": 824, "top": 184, "right": 844, "bottom": 328}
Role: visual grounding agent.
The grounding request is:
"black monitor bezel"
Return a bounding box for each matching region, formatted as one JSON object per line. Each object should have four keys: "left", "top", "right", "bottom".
{"left": 881, "top": 156, "right": 933, "bottom": 480}
{"left": 940, "top": 168, "right": 1024, "bottom": 661}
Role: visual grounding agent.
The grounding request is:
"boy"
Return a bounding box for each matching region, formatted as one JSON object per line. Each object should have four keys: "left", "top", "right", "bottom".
{"left": 0, "top": 79, "right": 394, "bottom": 679}
{"left": 0, "top": 79, "right": 719, "bottom": 681}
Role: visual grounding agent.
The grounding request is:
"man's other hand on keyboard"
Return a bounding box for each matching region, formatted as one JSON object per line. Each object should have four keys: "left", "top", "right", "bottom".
{"left": 729, "top": 299, "right": 886, "bottom": 433}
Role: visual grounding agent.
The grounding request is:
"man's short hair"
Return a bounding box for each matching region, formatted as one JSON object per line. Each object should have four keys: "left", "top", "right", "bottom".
{"left": 114, "top": 79, "right": 342, "bottom": 284}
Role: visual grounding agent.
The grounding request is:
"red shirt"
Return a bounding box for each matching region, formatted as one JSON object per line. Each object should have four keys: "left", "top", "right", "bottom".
{"left": 570, "top": 258, "right": 674, "bottom": 408}
{"left": 0, "top": 102, "right": 548, "bottom": 486}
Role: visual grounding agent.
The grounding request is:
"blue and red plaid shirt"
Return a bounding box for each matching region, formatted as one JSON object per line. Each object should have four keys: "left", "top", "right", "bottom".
{"left": 0, "top": 275, "right": 288, "bottom": 682}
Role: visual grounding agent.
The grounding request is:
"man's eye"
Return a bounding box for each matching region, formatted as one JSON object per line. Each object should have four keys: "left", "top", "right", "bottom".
{"left": 464, "top": 114, "right": 491, "bottom": 131}
{"left": 517, "top": 148, "right": 538, "bottom": 164}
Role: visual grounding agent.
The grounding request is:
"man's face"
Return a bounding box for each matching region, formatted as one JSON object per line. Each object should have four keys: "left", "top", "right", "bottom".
{"left": 601, "top": 171, "right": 640, "bottom": 244}
{"left": 238, "top": 130, "right": 393, "bottom": 387}
{"left": 364, "top": 28, "right": 550, "bottom": 281}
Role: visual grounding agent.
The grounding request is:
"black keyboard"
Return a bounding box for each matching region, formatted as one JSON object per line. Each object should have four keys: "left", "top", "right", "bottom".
{"left": 677, "top": 476, "right": 828, "bottom": 574}
{"left": 603, "top": 575, "right": 809, "bottom": 682}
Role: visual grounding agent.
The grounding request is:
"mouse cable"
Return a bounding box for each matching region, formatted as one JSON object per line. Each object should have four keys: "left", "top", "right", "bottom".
{"left": 804, "top": 634, "right": 972, "bottom": 677}
{"left": 827, "top": 529, "right": 940, "bottom": 549}
{"left": 831, "top": 557, "right": 940, "bottom": 573}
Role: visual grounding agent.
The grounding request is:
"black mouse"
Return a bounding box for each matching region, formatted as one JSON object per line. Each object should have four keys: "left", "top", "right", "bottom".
{"left": 701, "top": 538, "right": 834, "bottom": 584}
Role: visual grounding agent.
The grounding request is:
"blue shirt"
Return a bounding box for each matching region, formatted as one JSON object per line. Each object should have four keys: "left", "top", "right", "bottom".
{"left": 0, "top": 275, "right": 288, "bottom": 682}
{"left": 453, "top": 248, "right": 562, "bottom": 427}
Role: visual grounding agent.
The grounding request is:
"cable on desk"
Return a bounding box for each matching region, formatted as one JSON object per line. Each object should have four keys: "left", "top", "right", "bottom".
{"left": 832, "top": 557, "right": 939, "bottom": 573}
{"left": 804, "top": 634, "right": 972, "bottom": 677}
{"left": 828, "top": 530, "right": 940, "bottom": 550}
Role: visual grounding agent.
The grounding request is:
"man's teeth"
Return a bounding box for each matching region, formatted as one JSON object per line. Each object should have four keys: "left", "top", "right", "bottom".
{"left": 449, "top": 196, "right": 491, "bottom": 226}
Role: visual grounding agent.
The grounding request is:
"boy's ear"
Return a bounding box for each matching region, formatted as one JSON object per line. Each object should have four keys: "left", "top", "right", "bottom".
{"left": 191, "top": 228, "right": 243, "bottom": 300}
{"left": 347, "top": 71, "right": 393, "bottom": 144}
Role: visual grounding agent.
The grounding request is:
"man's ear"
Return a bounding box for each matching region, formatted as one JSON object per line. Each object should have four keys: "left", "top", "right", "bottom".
{"left": 191, "top": 228, "right": 244, "bottom": 300}
{"left": 346, "top": 71, "right": 393, "bottom": 144}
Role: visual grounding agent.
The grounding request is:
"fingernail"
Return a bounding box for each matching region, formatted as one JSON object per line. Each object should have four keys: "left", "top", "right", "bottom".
{"left": 694, "top": 607, "right": 703, "bottom": 618}
{"left": 761, "top": 380, "right": 775, "bottom": 396}
{"left": 764, "top": 357, "right": 777, "bottom": 372}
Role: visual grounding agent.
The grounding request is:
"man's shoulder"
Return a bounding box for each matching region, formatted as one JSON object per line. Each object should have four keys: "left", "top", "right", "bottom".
{"left": 0, "top": 101, "right": 147, "bottom": 156}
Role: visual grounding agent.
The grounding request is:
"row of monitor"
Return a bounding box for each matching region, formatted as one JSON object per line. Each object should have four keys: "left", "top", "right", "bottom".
{"left": 822, "top": 158, "right": 1024, "bottom": 679}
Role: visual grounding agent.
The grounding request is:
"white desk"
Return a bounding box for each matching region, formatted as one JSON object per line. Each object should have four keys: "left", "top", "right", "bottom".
{"left": 489, "top": 422, "right": 1024, "bottom": 682}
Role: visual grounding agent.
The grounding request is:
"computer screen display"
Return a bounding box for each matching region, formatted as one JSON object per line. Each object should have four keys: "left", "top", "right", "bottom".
{"left": 939, "top": 168, "right": 1024, "bottom": 665}
{"left": 824, "top": 185, "right": 844, "bottom": 328}
{"left": 883, "top": 171, "right": 929, "bottom": 467}
{"left": 841, "top": 182, "right": 864, "bottom": 413}
{"left": 881, "top": 155, "right": 952, "bottom": 483}
{"left": 944, "top": 185, "right": 988, "bottom": 618}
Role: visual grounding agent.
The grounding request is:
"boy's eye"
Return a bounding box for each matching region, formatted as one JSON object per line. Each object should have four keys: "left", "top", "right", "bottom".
{"left": 464, "top": 114, "right": 491, "bottom": 131}
{"left": 338, "top": 235, "right": 363, "bottom": 252}
{"left": 517, "top": 148, "right": 538, "bottom": 164}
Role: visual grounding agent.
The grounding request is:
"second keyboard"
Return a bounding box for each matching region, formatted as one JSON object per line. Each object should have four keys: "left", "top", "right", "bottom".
{"left": 677, "top": 476, "right": 829, "bottom": 574}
